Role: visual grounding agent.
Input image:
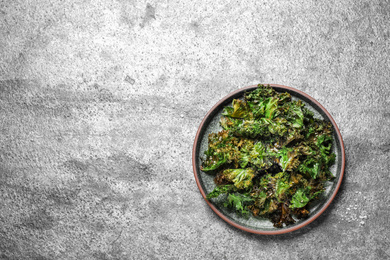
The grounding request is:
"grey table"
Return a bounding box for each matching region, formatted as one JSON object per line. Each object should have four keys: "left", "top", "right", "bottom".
{"left": 0, "top": 1, "right": 389, "bottom": 259}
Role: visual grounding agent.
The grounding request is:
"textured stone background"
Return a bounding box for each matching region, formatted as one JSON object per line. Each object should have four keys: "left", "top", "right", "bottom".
{"left": 0, "top": 0, "right": 389, "bottom": 259}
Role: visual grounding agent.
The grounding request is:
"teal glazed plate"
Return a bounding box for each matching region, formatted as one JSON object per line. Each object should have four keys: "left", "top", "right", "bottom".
{"left": 192, "top": 84, "right": 345, "bottom": 235}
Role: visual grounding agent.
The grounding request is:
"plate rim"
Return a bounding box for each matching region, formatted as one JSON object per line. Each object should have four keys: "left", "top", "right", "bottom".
{"left": 192, "top": 83, "right": 346, "bottom": 235}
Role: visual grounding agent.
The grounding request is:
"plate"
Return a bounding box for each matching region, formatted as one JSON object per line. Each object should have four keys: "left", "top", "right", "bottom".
{"left": 192, "top": 84, "right": 345, "bottom": 235}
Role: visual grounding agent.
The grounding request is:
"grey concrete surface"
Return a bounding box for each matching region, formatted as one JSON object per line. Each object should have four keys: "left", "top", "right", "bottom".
{"left": 0, "top": 0, "right": 389, "bottom": 259}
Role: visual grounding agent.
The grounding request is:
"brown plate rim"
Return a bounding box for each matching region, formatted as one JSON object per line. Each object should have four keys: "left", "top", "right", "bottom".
{"left": 192, "top": 84, "right": 345, "bottom": 235}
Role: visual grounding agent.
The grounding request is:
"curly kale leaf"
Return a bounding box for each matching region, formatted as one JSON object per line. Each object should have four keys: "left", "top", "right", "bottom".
{"left": 238, "top": 140, "right": 254, "bottom": 168}
{"left": 277, "top": 147, "right": 300, "bottom": 172}
{"left": 289, "top": 101, "right": 305, "bottom": 128}
{"left": 201, "top": 155, "right": 227, "bottom": 172}
{"left": 275, "top": 176, "right": 290, "bottom": 202}
{"left": 224, "top": 193, "right": 254, "bottom": 215}
{"left": 201, "top": 130, "right": 242, "bottom": 171}
{"left": 317, "top": 134, "right": 335, "bottom": 164}
{"left": 245, "top": 84, "right": 276, "bottom": 101}
{"left": 224, "top": 118, "right": 270, "bottom": 138}
{"left": 279, "top": 100, "right": 305, "bottom": 129}
{"left": 248, "top": 142, "right": 276, "bottom": 170}
{"left": 245, "top": 84, "right": 291, "bottom": 104}
{"left": 235, "top": 141, "right": 277, "bottom": 171}
{"left": 290, "top": 186, "right": 324, "bottom": 209}
{"left": 298, "top": 157, "right": 321, "bottom": 179}
{"left": 264, "top": 97, "right": 279, "bottom": 119}
{"left": 222, "top": 99, "right": 252, "bottom": 119}
{"left": 267, "top": 118, "right": 288, "bottom": 136}
{"left": 222, "top": 168, "right": 255, "bottom": 189}
{"left": 290, "top": 187, "right": 311, "bottom": 209}
{"left": 247, "top": 101, "right": 265, "bottom": 119}
{"left": 254, "top": 172, "right": 290, "bottom": 206}
{"left": 298, "top": 133, "right": 336, "bottom": 179}
{"left": 260, "top": 199, "right": 279, "bottom": 215}
{"left": 253, "top": 190, "right": 267, "bottom": 208}
{"left": 221, "top": 118, "right": 289, "bottom": 139}
{"left": 206, "top": 184, "right": 237, "bottom": 199}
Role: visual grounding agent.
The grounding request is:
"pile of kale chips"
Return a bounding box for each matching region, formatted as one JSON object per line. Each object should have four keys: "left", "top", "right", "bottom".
{"left": 201, "top": 84, "right": 335, "bottom": 228}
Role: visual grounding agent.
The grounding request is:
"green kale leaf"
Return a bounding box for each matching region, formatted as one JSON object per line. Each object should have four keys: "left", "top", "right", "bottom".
{"left": 224, "top": 193, "right": 254, "bottom": 215}
{"left": 290, "top": 187, "right": 324, "bottom": 209}
{"left": 222, "top": 168, "right": 255, "bottom": 189}
{"left": 206, "top": 184, "right": 237, "bottom": 199}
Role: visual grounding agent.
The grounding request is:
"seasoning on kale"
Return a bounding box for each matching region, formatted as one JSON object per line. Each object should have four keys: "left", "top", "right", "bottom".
{"left": 201, "top": 84, "right": 336, "bottom": 228}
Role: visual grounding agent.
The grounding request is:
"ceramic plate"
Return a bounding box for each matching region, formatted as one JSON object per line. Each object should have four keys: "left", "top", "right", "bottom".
{"left": 192, "top": 84, "right": 345, "bottom": 235}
